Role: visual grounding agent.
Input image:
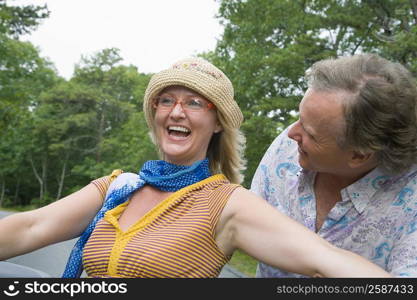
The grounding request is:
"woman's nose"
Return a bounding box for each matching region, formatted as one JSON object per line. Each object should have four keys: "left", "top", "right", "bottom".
{"left": 169, "top": 101, "right": 186, "bottom": 118}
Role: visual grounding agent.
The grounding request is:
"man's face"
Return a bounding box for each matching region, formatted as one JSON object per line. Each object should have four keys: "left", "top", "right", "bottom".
{"left": 287, "top": 88, "right": 353, "bottom": 174}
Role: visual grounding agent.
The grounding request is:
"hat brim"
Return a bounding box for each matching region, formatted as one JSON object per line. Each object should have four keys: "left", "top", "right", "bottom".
{"left": 143, "top": 69, "right": 243, "bottom": 130}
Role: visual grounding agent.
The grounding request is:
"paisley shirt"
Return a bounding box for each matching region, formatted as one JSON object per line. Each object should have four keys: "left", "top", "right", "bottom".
{"left": 251, "top": 127, "right": 417, "bottom": 277}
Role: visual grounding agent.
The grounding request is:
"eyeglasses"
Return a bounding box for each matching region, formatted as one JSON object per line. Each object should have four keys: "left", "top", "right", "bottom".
{"left": 153, "top": 94, "right": 215, "bottom": 112}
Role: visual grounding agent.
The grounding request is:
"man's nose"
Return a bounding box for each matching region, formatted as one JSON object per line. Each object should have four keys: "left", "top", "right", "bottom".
{"left": 288, "top": 121, "right": 301, "bottom": 142}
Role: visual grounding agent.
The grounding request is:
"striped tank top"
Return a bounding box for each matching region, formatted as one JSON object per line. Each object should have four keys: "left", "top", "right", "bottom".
{"left": 83, "top": 174, "right": 239, "bottom": 278}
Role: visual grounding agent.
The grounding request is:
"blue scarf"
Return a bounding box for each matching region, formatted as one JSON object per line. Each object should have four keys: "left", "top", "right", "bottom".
{"left": 62, "top": 159, "right": 211, "bottom": 278}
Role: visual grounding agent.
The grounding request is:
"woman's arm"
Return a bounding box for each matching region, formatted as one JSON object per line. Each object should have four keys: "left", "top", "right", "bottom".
{"left": 216, "top": 187, "right": 391, "bottom": 277}
{"left": 0, "top": 183, "right": 103, "bottom": 260}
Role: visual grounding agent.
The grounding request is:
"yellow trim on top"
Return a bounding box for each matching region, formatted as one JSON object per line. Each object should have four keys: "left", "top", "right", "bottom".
{"left": 103, "top": 173, "right": 227, "bottom": 276}
{"left": 109, "top": 169, "right": 123, "bottom": 183}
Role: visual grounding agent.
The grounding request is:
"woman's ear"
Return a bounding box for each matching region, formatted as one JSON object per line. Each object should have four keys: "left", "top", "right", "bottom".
{"left": 214, "top": 122, "right": 223, "bottom": 133}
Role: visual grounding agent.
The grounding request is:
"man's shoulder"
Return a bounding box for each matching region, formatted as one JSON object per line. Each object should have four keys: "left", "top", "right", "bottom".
{"left": 252, "top": 125, "right": 300, "bottom": 183}
{"left": 270, "top": 126, "right": 294, "bottom": 146}
{"left": 405, "top": 164, "right": 417, "bottom": 181}
{"left": 264, "top": 126, "right": 298, "bottom": 161}
{"left": 392, "top": 164, "right": 417, "bottom": 189}
{"left": 398, "top": 165, "right": 417, "bottom": 203}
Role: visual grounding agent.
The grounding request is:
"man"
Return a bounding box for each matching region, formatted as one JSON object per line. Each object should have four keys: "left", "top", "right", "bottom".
{"left": 251, "top": 53, "right": 417, "bottom": 277}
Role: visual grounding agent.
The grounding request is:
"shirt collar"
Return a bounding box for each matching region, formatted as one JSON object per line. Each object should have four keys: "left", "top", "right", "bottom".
{"left": 299, "top": 167, "right": 391, "bottom": 214}
{"left": 343, "top": 167, "right": 393, "bottom": 214}
{"left": 299, "top": 165, "right": 417, "bottom": 214}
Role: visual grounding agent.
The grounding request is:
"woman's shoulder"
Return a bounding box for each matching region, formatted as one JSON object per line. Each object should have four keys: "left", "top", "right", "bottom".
{"left": 197, "top": 174, "right": 240, "bottom": 190}
{"left": 106, "top": 172, "right": 142, "bottom": 195}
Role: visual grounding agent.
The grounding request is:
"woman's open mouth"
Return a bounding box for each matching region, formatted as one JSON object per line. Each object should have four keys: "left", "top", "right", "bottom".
{"left": 167, "top": 125, "right": 191, "bottom": 139}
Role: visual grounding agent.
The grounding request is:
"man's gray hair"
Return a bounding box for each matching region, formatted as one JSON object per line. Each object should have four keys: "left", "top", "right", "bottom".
{"left": 306, "top": 53, "right": 417, "bottom": 174}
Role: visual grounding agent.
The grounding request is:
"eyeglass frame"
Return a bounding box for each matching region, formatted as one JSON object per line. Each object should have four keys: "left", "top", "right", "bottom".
{"left": 152, "top": 94, "right": 216, "bottom": 113}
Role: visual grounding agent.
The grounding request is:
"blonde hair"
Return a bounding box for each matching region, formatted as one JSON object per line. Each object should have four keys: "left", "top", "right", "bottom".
{"left": 207, "top": 112, "right": 246, "bottom": 184}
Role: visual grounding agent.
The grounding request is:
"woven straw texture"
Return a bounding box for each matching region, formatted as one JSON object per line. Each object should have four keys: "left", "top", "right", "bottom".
{"left": 143, "top": 57, "right": 243, "bottom": 129}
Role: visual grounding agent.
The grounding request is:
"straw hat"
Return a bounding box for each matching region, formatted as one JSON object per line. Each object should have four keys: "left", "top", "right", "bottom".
{"left": 143, "top": 57, "right": 243, "bottom": 129}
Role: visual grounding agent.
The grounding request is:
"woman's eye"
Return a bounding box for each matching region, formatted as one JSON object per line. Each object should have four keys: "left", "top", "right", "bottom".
{"left": 159, "top": 97, "right": 175, "bottom": 105}
{"left": 187, "top": 99, "right": 203, "bottom": 107}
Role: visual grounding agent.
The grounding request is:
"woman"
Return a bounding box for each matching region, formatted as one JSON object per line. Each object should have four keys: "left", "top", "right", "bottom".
{"left": 0, "top": 58, "right": 390, "bottom": 278}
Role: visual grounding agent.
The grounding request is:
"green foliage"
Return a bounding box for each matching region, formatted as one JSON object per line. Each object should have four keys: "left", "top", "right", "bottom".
{"left": 212, "top": 0, "right": 417, "bottom": 184}
{"left": 0, "top": 0, "right": 56, "bottom": 132}
{"left": 0, "top": 0, "right": 154, "bottom": 208}
{"left": 26, "top": 48, "right": 153, "bottom": 204}
{"left": 1, "top": 43, "right": 155, "bottom": 207}
{"left": 2, "top": 0, "right": 417, "bottom": 210}
{"left": 0, "top": 0, "right": 58, "bottom": 207}
{"left": 0, "top": 0, "right": 49, "bottom": 36}
{"left": 228, "top": 249, "right": 257, "bottom": 277}
{"left": 1, "top": 47, "right": 154, "bottom": 207}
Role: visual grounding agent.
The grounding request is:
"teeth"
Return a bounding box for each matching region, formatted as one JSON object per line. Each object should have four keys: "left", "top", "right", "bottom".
{"left": 168, "top": 126, "right": 190, "bottom": 133}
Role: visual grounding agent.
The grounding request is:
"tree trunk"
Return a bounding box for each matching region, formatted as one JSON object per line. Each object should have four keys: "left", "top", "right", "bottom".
{"left": 29, "top": 153, "right": 44, "bottom": 204}
{"left": 56, "top": 153, "right": 69, "bottom": 200}
{"left": 0, "top": 177, "right": 5, "bottom": 207}
{"left": 13, "top": 178, "right": 20, "bottom": 206}
{"left": 411, "top": 0, "right": 417, "bottom": 24}
{"left": 41, "top": 155, "right": 47, "bottom": 206}
{"left": 96, "top": 111, "right": 105, "bottom": 163}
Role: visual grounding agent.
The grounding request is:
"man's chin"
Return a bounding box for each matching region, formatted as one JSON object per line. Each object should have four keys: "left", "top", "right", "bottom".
{"left": 298, "top": 158, "right": 310, "bottom": 171}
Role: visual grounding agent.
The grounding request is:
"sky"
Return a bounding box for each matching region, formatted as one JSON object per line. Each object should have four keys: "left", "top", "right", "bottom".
{"left": 13, "top": 0, "right": 224, "bottom": 79}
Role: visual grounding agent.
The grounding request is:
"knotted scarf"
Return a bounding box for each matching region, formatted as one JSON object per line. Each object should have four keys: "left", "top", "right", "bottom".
{"left": 62, "top": 159, "right": 211, "bottom": 278}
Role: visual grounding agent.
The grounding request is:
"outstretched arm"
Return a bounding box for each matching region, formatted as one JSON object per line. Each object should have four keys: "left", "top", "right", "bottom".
{"left": 216, "top": 187, "right": 391, "bottom": 277}
{"left": 0, "top": 183, "right": 103, "bottom": 260}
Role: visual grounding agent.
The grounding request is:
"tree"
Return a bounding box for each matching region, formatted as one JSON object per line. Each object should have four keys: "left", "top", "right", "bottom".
{"left": 71, "top": 48, "right": 152, "bottom": 168}
{"left": 0, "top": 0, "right": 58, "bottom": 206}
{"left": 366, "top": 0, "right": 417, "bottom": 74}
{"left": 0, "top": 3, "right": 158, "bottom": 208}
{"left": 0, "top": 110, "right": 33, "bottom": 206}
{"left": 20, "top": 49, "right": 154, "bottom": 205}
{"left": 0, "top": 0, "right": 49, "bottom": 37}
{"left": 0, "top": 0, "right": 55, "bottom": 131}
{"left": 212, "top": 0, "right": 417, "bottom": 186}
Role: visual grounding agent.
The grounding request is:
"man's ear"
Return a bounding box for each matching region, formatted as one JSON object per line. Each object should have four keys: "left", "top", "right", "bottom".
{"left": 348, "top": 150, "right": 376, "bottom": 168}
